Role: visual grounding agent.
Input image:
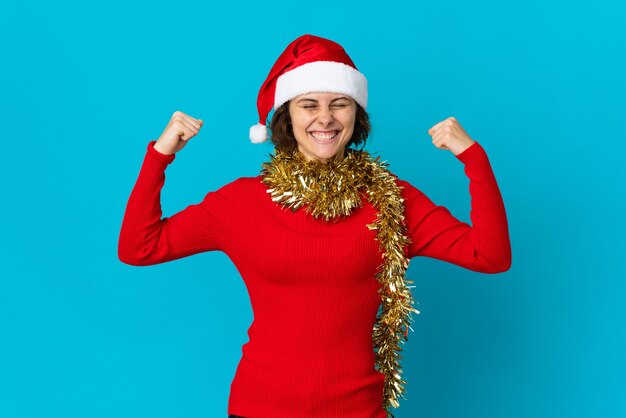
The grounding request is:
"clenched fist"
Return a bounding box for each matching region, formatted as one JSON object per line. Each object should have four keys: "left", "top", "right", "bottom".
{"left": 427, "top": 116, "right": 476, "bottom": 157}
{"left": 153, "top": 111, "right": 204, "bottom": 156}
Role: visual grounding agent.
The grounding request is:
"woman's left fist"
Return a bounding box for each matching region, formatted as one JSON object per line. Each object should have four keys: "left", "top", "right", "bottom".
{"left": 427, "top": 116, "right": 476, "bottom": 156}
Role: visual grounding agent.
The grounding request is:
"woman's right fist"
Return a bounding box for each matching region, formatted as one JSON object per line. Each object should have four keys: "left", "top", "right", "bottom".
{"left": 153, "top": 111, "right": 204, "bottom": 155}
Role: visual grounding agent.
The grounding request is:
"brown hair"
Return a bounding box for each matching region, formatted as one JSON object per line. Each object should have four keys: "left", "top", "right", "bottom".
{"left": 268, "top": 101, "right": 371, "bottom": 153}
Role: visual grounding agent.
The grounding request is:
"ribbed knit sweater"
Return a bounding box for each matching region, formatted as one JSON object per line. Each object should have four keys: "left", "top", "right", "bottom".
{"left": 118, "top": 140, "right": 511, "bottom": 418}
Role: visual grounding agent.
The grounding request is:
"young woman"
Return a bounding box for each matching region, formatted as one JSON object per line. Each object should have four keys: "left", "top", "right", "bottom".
{"left": 119, "top": 34, "right": 512, "bottom": 418}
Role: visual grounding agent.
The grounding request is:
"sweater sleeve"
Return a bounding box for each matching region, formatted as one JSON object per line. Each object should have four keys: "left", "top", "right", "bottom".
{"left": 397, "top": 141, "right": 512, "bottom": 273}
{"left": 118, "top": 140, "right": 234, "bottom": 266}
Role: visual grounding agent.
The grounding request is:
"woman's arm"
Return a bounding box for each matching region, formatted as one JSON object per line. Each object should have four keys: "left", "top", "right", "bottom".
{"left": 398, "top": 141, "right": 512, "bottom": 273}
{"left": 117, "top": 140, "right": 234, "bottom": 266}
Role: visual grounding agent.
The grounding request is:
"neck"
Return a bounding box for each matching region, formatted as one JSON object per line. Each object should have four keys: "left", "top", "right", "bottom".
{"left": 298, "top": 148, "right": 346, "bottom": 163}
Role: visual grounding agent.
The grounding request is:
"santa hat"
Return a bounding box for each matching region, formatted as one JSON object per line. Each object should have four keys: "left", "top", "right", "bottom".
{"left": 249, "top": 34, "right": 368, "bottom": 143}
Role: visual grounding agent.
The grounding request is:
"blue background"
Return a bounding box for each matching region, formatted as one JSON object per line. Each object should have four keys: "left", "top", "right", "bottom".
{"left": 1, "top": 0, "right": 624, "bottom": 417}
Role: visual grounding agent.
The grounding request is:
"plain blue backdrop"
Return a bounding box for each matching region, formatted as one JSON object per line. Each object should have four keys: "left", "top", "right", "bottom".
{"left": 1, "top": 1, "right": 624, "bottom": 417}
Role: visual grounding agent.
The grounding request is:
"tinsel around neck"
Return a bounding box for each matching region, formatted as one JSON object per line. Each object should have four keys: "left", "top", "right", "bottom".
{"left": 259, "top": 146, "right": 421, "bottom": 417}
{"left": 260, "top": 147, "right": 375, "bottom": 222}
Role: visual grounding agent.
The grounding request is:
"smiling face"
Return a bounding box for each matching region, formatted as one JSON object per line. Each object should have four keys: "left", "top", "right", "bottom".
{"left": 288, "top": 92, "right": 357, "bottom": 162}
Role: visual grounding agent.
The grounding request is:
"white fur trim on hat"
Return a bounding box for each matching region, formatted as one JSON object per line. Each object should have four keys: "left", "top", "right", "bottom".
{"left": 249, "top": 123, "right": 269, "bottom": 143}
{"left": 274, "top": 61, "right": 368, "bottom": 111}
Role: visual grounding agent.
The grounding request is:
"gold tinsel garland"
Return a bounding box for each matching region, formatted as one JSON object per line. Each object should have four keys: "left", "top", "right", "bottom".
{"left": 259, "top": 147, "right": 421, "bottom": 417}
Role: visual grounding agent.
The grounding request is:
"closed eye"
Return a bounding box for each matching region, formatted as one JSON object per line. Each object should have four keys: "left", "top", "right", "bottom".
{"left": 302, "top": 104, "right": 348, "bottom": 109}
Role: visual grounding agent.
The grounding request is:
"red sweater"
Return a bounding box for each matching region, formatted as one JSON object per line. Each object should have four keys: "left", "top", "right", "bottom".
{"left": 118, "top": 140, "right": 511, "bottom": 418}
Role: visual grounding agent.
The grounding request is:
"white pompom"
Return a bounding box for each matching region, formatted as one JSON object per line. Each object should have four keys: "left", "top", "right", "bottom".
{"left": 249, "top": 123, "right": 268, "bottom": 143}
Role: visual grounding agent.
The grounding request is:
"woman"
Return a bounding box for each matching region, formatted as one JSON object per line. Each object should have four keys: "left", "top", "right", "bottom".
{"left": 118, "top": 34, "right": 512, "bottom": 418}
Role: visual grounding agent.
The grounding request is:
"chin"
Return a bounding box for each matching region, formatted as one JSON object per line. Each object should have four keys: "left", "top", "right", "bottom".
{"left": 312, "top": 147, "right": 338, "bottom": 158}
{"left": 307, "top": 145, "right": 344, "bottom": 161}
{"left": 311, "top": 139, "right": 349, "bottom": 160}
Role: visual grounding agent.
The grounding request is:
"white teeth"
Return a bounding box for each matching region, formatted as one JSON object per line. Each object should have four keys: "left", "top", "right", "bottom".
{"left": 310, "top": 131, "right": 338, "bottom": 140}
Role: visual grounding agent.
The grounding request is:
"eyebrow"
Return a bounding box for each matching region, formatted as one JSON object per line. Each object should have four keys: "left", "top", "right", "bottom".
{"left": 296, "top": 96, "right": 352, "bottom": 103}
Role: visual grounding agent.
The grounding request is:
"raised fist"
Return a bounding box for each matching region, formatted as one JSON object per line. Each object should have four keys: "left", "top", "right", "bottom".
{"left": 153, "top": 111, "right": 204, "bottom": 155}
{"left": 427, "top": 116, "right": 476, "bottom": 156}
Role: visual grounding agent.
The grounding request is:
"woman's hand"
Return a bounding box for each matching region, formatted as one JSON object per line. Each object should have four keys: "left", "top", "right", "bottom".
{"left": 427, "top": 116, "right": 476, "bottom": 157}
{"left": 153, "top": 111, "right": 204, "bottom": 155}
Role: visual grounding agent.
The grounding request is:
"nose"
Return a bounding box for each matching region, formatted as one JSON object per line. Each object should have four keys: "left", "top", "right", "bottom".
{"left": 317, "top": 106, "right": 335, "bottom": 126}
